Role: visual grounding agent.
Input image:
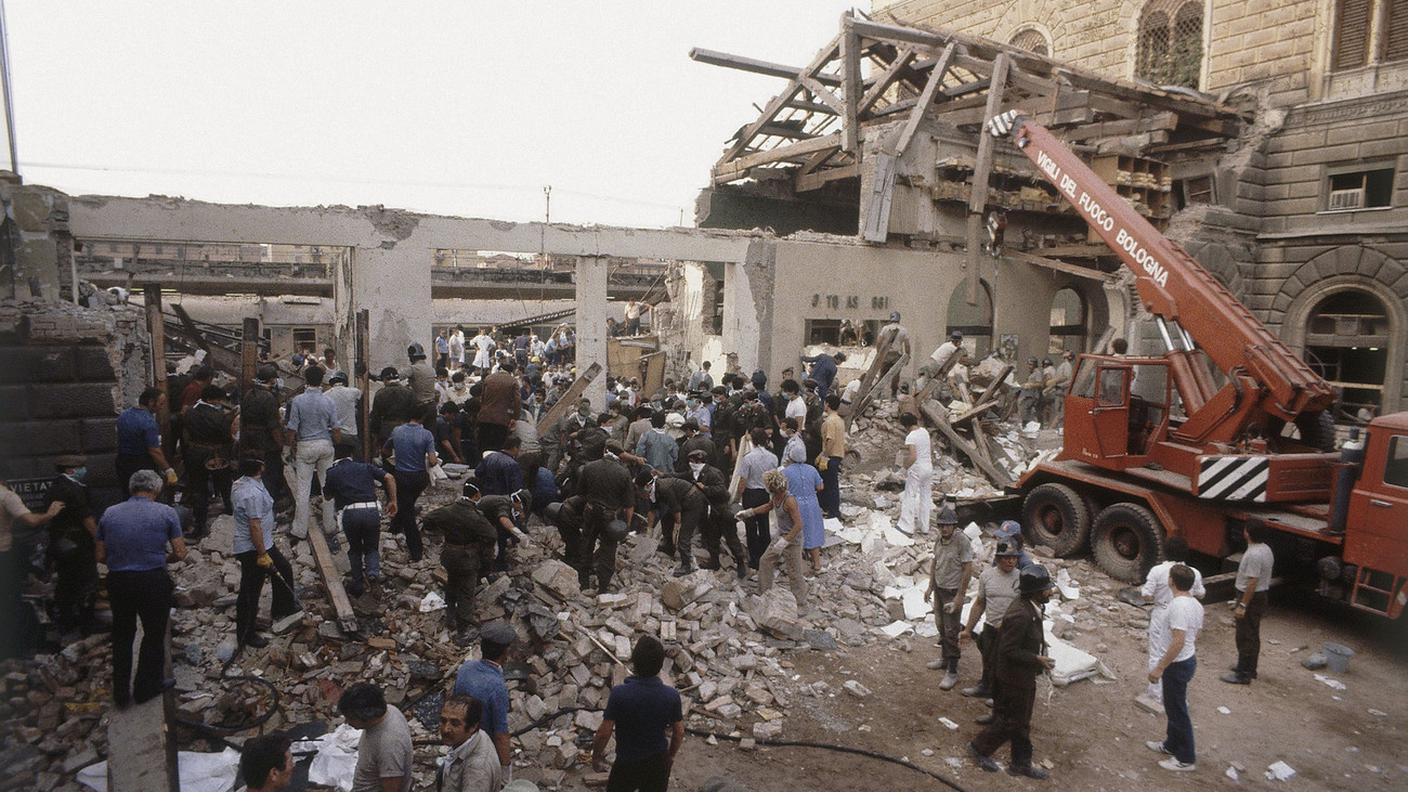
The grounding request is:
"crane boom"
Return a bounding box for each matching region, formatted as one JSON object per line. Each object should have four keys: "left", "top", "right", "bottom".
{"left": 987, "top": 111, "right": 1333, "bottom": 428}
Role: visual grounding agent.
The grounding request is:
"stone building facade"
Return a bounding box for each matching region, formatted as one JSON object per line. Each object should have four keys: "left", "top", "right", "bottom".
{"left": 876, "top": 0, "right": 1408, "bottom": 416}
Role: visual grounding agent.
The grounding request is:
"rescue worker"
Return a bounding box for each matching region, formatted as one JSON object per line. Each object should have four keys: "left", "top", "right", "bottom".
{"left": 369, "top": 366, "right": 417, "bottom": 455}
{"left": 115, "top": 386, "right": 176, "bottom": 495}
{"left": 385, "top": 411, "right": 438, "bottom": 562}
{"left": 1048, "top": 351, "right": 1074, "bottom": 426}
{"left": 676, "top": 419, "right": 717, "bottom": 473}
{"left": 476, "top": 359, "right": 521, "bottom": 453}
{"left": 925, "top": 504, "right": 974, "bottom": 690}
{"left": 688, "top": 449, "right": 746, "bottom": 578}
{"left": 875, "top": 311, "right": 912, "bottom": 398}
{"left": 574, "top": 454, "right": 635, "bottom": 592}
{"left": 968, "top": 564, "right": 1056, "bottom": 779}
{"left": 182, "top": 384, "right": 236, "bottom": 540}
{"left": 477, "top": 487, "right": 530, "bottom": 572}
{"left": 240, "top": 365, "right": 288, "bottom": 507}
{"left": 1018, "top": 357, "right": 1045, "bottom": 426}
{"left": 406, "top": 342, "right": 439, "bottom": 425}
{"left": 423, "top": 482, "right": 498, "bottom": 638}
{"left": 321, "top": 445, "right": 397, "bottom": 596}
{"left": 960, "top": 542, "right": 1023, "bottom": 711}
{"left": 45, "top": 455, "right": 99, "bottom": 634}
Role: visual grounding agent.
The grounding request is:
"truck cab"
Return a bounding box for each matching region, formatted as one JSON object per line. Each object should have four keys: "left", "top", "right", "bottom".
{"left": 1344, "top": 413, "right": 1408, "bottom": 616}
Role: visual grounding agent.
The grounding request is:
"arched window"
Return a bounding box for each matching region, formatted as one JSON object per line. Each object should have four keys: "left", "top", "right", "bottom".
{"left": 947, "top": 280, "right": 994, "bottom": 357}
{"left": 1304, "top": 288, "right": 1392, "bottom": 418}
{"left": 1049, "top": 288, "right": 1087, "bottom": 353}
{"left": 1009, "top": 28, "right": 1051, "bottom": 57}
{"left": 1136, "top": 1, "right": 1204, "bottom": 89}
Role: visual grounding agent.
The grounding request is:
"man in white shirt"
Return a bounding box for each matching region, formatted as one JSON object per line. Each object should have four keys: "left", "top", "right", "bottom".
{"left": 1223, "top": 519, "right": 1274, "bottom": 685}
{"left": 1138, "top": 536, "right": 1204, "bottom": 712}
{"left": 1146, "top": 564, "right": 1204, "bottom": 772}
{"left": 470, "top": 328, "right": 496, "bottom": 372}
{"left": 449, "top": 326, "right": 466, "bottom": 370}
{"left": 437, "top": 694, "right": 502, "bottom": 792}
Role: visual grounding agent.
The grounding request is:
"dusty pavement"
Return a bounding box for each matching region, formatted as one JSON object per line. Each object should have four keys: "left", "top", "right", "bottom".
{"left": 651, "top": 589, "right": 1408, "bottom": 792}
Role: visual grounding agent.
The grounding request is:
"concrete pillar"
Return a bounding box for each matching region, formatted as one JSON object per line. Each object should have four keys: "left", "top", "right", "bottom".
{"left": 575, "top": 255, "right": 609, "bottom": 410}
{"left": 351, "top": 245, "right": 431, "bottom": 371}
{"left": 332, "top": 248, "right": 356, "bottom": 375}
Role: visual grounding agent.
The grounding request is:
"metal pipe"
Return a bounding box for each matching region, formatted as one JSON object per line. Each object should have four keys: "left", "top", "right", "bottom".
{"left": 1155, "top": 317, "right": 1175, "bottom": 352}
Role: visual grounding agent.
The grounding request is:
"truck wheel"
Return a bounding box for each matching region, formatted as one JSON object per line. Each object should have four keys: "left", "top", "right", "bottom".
{"left": 1091, "top": 503, "right": 1165, "bottom": 583}
{"left": 1021, "top": 483, "right": 1091, "bottom": 557}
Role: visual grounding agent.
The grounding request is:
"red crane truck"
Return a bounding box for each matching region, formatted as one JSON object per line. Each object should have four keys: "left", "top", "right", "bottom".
{"left": 986, "top": 110, "right": 1408, "bottom": 617}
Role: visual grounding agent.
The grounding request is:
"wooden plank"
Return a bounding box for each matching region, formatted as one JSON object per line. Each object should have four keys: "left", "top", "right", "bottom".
{"left": 799, "top": 76, "right": 847, "bottom": 115}
{"left": 689, "top": 47, "right": 842, "bottom": 87}
{"left": 964, "top": 52, "right": 1009, "bottom": 306}
{"left": 860, "top": 152, "right": 898, "bottom": 243}
{"left": 951, "top": 364, "right": 1012, "bottom": 426}
{"left": 920, "top": 399, "right": 1010, "bottom": 487}
{"left": 718, "top": 36, "right": 841, "bottom": 165}
{"left": 309, "top": 526, "right": 359, "bottom": 633}
{"left": 893, "top": 43, "right": 957, "bottom": 155}
{"left": 536, "top": 362, "right": 603, "bottom": 435}
{"left": 106, "top": 695, "right": 179, "bottom": 792}
{"left": 795, "top": 163, "right": 859, "bottom": 192}
{"left": 1006, "top": 250, "right": 1117, "bottom": 282}
{"left": 241, "top": 317, "right": 259, "bottom": 395}
{"left": 142, "top": 286, "right": 169, "bottom": 431}
{"left": 846, "top": 352, "right": 909, "bottom": 430}
{"left": 357, "top": 309, "right": 371, "bottom": 461}
{"left": 857, "top": 45, "right": 916, "bottom": 114}
{"left": 713, "top": 133, "right": 842, "bottom": 183}
{"left": 840, "top": 16, "right": 862, "bottom": 153}
{"left": 785, "top": 99, "right": 839, "bottom": 114}
{"left": 1063, "top": 111, "right": 1179, "bottom": 140}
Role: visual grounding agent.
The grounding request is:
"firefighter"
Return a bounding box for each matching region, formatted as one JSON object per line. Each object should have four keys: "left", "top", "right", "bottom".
{"left": 968, "top": 564, "right": 1057, "bottom": 780}
{"left": 574, "top": 455, "right": 635, "bottom": 592}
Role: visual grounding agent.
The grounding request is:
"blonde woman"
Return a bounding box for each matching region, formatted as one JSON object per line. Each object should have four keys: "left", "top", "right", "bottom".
{"left": 736, "top": 469, "right": 807, "bottom": 603}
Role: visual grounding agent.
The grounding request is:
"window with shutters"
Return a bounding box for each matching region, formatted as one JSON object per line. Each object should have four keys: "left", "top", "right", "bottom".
{"left": 1136, "top": 1, "right": 1204, "bottom": 88}
{"left": 1334, "top": 0, "right": 1374, "bottom": 68}
{"left": 1009, "top": 28, "right": 1051, "bottom": 57}
{"left": 1387, "top": 0, "right": 1408, "bottom": 62}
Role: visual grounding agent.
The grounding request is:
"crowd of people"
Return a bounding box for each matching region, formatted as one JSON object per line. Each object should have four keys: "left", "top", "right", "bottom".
{"left": 0, "top": 319, "right": 1280, "bottom": 789}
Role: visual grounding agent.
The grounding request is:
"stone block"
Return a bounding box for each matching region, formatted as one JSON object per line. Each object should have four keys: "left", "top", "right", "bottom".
{"left": 80, "top": 418, "right": 118, "bottom": 454}
{"left": 747, "top": 589, "right": 801, "bottom": 640}
{"left": 27, "top": 383, "right": 114, "bottom": 418}
{"left": 531, "top": 559, "right": 582, "bottom": 600}
{"left": 661, "top": 570, "right": 714, "bottom": 611}
{"left": 0, "top": 419, "right": 79, "bottom": 452}
{"left": 9, "top": 192, "right": 51, "bottom": 232}
{"left": 0, "top": 346, "right": 73, "bottom": 382}
{"left": 752, "top": 720, "right": 783, "bottom": 740}
{"left": 0, "top": 385, "right": 29, "bottom": 420}
{"left": 74, "top": 346, "right": 116, "bottom": 382}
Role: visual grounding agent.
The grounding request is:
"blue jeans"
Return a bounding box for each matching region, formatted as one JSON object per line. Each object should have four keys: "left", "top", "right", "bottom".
{"left": 1161, "top": 656, "right": 1197, "bottom": 764}
{"left": 341, "top": 507, "right": 382, "bottom": 582}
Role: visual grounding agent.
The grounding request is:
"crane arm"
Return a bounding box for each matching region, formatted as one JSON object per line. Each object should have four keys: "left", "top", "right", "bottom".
{"left": 986, "top": 111, "right": 1333, "bottom": 423}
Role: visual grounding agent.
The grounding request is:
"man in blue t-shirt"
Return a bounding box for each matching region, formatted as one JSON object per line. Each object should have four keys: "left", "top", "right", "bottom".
{"left": 383, "top": 415, "right": 437, "bottom": 562}
{"left": 452, "top": 621, "right": 516, "bottom": 772}
{"left": 592, "top": 635, "right": 684, "bottom": 791}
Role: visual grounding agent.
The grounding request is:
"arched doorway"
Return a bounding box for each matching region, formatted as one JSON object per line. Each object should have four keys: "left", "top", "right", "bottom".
{"left": 1048, "top": 287, "right": 1087, "bottom": 354}
{"left": 947, "top": 279, "right": 994, "bottom": 357}
{"left": 1303, "top": 288, "right": 1392, "bottom": 420}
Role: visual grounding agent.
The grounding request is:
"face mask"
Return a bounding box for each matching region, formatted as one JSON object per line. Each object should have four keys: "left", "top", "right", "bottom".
{"left": 71, "top": 467, "right": 88, "bottom": 482}
{"left": 689, "top": 462, "right": 705, "bottom": 476}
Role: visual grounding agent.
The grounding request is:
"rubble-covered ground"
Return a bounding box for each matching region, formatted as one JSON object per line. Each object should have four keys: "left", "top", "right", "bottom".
{"left": 4, "top": 407, "right": 1407, "bottom": 791}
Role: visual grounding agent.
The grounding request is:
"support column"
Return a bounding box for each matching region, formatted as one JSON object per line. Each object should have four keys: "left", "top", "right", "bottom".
{"left": 575, "top": 255, "right": 609, "bottom": 410}
{"left": 350, "top": 245, "right": 431, "bottom": 371}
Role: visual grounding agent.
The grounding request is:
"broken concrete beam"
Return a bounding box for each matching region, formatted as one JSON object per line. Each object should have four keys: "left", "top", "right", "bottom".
{"left": 307, "top": 528, "right": 359, "bottom": 634}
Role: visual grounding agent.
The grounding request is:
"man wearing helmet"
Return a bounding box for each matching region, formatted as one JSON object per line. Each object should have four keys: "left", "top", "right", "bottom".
{"left": 369, "top": 366, "right": 417, "bottom": 455}
{"left": 406, "top": 342, "right": 438, "bottom": 425}
{"left": 876, "top": 310, "right": 912, "bottom": 399}
{"left": 423, "top": 482, "right": 498, "bottom": 636}
{"left": 960, "top": 542, "right": 1023, "bottom": 706}
{"left": 969, "top": 564, "right": 1057, "bottom": 780}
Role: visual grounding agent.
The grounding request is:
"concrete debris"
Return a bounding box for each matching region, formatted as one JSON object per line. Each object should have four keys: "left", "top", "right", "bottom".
{"left": 842, "top": 680, "right": 872, "bottom": 698}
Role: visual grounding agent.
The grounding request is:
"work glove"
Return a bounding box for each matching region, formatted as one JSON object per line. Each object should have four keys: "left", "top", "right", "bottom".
{"left": 256, "top": 553, "right": 273, "bottom": 569}
{"left": 943, "top": 601, "right": 959, "bottom": 615}
{"left": 816, "top": 455, "right": 829, "bottom": 472}
{"left": 735, "top": 508, "right": 753, "bottom": 520}
{"left": 164, "top": 468, "right": 179, "bottom": 486}
{"left": 774, "top": 537, "right": 789, "bottom": 551}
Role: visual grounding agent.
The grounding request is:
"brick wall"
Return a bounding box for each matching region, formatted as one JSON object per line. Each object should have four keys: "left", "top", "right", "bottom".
{"left": 0, "top": 300, "right": 151, "bottom": 499}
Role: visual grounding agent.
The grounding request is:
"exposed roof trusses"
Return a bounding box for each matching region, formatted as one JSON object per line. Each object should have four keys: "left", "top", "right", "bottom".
{"left": 693, "top": 13, "right": 1244, "bottom": 192}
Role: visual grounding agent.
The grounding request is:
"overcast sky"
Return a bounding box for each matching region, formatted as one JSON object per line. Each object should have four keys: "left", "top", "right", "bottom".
{"left": 7, "top": 1, "right": 859, "bottom": 230}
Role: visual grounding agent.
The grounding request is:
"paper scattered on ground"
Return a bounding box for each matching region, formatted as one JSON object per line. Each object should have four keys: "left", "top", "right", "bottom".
{"left": 78, "top": 748, "right": 241, "bottom": 792}
{"left": 881, "top": 620, "right": 913, "bottom": 638}
{"left": 419, "top": 591, "right": 446, "bottom": 612}
{"left": 938, "top": 717, "right": 959, "bottom": 730}
{"left": 1226, "top": 766, "right": 1240, "bottom": 781}
{"left": 1217, "top": 705, "right": 1232, "bottom": 715}
{"left": 1313, "top": 673, "right": 1346, "bottom": 691}
{"left": 1266, "top": 760, "right": 1296, "bottom": 781}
